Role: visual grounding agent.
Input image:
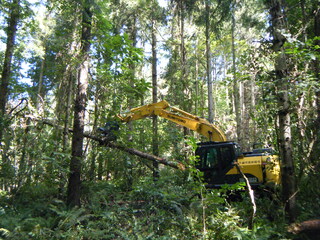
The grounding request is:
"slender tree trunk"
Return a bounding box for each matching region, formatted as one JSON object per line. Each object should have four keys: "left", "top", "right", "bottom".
{"left": 241, "top": 79, "right": 253, "bottom": 152}
{"left": 212, "top": 57, "right": 217, "bottom": 119}
{"left": 97, "top": 153, "right": 103, "bottom": 181}
{"left": 180, "top": 0, "right": 187, "bottom": 103}
{"left": 180, "top": 0, "right": 186, "bottom": 82}
{"left": 206, "top": 1, "right": 214, "bottom": 123}
{"left": 295, "top": 0, "right": 309, "bottom": 177}
{"left": 299, "top": 0, "right": 307, "bottom": 42}
{"left": 195, "top": 38, "right": 199, "bottom": 116}
{"left": 314, "top": 5, "right": 320, "bottom": 126}
{"left": 250, "top": 75, "right": 257, "bottom": 143}
{"left": 179, "top": 0, "right": 191, "bottom": 144}
{"left": 269, "top": 0, "right": 296, "bottom": 222}
{"left": 223, "top": 55, "right": 232, "bottom": 118}
{"left": 18, "top": 117, "right": 31, "bottom": 187}
{"left": 59, "top": 24, "right": 78, "bottom": 195}
{"left": 310, "top": 5, "right": 320, "bottom": 169}
{"left": 36, "top": 54, "right": 46, "bottom": 112}
{"left": 58, "top": 71, "right": 74, "bottom": 195}
{"left": 231, "top": 7, "right": 242, "bottom": 144}
{"left": 88, "top": 97, "right": 99, "bottom": 181}
{"left": 152, "top": 5, "right": 159, "bottom": 179}
{"left": 63, "top": 72, "right": 74, "bottom": 151}
{"left": 67, "top": 1, "right": 92, "bottom": 207}
{"left": 0, "top": 0, "right": 20, "bottom": 144}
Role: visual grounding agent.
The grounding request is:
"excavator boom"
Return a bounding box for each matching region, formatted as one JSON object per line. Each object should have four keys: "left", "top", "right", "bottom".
{"left": 117, "top": 100, "right": 227, "bottom": 142}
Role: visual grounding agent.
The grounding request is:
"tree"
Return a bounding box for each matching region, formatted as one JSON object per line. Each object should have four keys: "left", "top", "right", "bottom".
{"left": 205, "top": 0, "right": 214, "bottom": 123}
{"left": 268, "top": 0, "right": 296, "bottom": 222}
{"left": 231, "top": 2, "right": 242, "bottom": 144}
{"left": 151, "top": 0, "right": 159, "bottom": 179}
{"left": 310, "top": 0, "right": 320, "bottom": 170}
{"left": 67, "top": 0, "right": 92, "bottom": 207}
{"left": 0, "top": 0, "right": 20, "bottom": 144}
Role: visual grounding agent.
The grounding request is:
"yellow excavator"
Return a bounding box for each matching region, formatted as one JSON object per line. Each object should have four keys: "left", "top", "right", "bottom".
{"left": 116, "top": 100, "right": 280, "bottom": 188}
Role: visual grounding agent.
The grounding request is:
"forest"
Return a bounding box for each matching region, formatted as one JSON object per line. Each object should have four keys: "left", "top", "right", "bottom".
{"left": 0, "top": 0, "right": 320, "bottom": 239}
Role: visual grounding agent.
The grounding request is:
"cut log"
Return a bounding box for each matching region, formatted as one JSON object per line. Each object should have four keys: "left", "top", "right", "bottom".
{"left": 288, "top": 219, "right": 320, "bottom": 240}
{"left": 36, "top": 118, "right": 185, "bottom": 170}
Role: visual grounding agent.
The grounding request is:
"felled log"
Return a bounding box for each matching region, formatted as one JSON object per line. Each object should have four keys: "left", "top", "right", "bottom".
{"left": 37, "top": 118, "right": 185, "bottom": 170}
{"left": 288, "top": 219, "right": 320, "bottom": 240}
{"left": 86, "top": 133, "right": 185, "bottom": 170}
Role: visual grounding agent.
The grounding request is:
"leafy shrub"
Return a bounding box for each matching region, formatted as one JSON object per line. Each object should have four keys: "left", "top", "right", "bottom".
{"left": 0, "top": 171, "right": 291, "bottom": 239}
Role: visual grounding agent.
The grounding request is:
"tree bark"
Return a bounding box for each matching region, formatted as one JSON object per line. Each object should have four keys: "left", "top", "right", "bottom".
{"left": 0, "top": 0, "right": 20, "bottom": 144}
{"left": 242, "top": 79, "right": 252, "bottom": 152}
{"left": 195, "top": 37, "right": 199, "bottom": 116}
{"left": 206, "top": 1, "right": 214, "bottom": 123}
{"left": 36, "top": 54, "right": 46, "bottom": 112}
{"left": 18, "top": 117, "right": 31, "bottom": 187}
{"left": 312, "top": 4, "right": 320, "bottom": 164}
{"left": 151, "top": 7, "right": 160, "bottom": 179}
{"left": 231, "top": 6, "right": 242, "bottom": 144}
{"left": 125, "top": 13, "right": 138, "bottom": 188}
{"left": 268, "top": 0, "right": 296, "bottom": 222}
{"left": 66, "top": 0, "right": 92, "bottom": 208}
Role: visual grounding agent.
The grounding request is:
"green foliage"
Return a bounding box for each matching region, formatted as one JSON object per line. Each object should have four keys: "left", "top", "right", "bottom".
{"left": 1, "top": 0, "right": 320, "bottom": 239}
{"left": 0, "top": 170, "right": 289, "bottom": 240}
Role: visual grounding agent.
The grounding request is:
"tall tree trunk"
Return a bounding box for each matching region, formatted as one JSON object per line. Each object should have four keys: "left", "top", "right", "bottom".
{"left": 242, "top": 80, "right": 251, "bottom": 152}
{"left": 299, "top": 0, "right": 308, "bottom": 42}
{"left": 36, "top": 54, "right": 46, "bottom": 112}
{"left": 250, "top": 75, "right": 257, "bottom": 143}
{"left": 231, "top": 6, "right": 242, "bottom": 144}
{"left": 152, "top": 4, "right": 159, "bottom": 179}
{"left": 58, "top": 20, "right": 79, "bottom": 195}
{"left": 179, "top": 0, "right": 191, "bottom": 145}
{"left": 62, "top": 72, "right": 74, "bottom": 152}
{"left": 18, "top": 117, "right": 31, "bottom": 187}
{"left": 58, "top": 71, "right": 74, "bottom": 195}
{"left": 122, "top": 15, "right": 138, "bottom": 189}
{"left": 310, "top": 5, "right": 320, "bottom": 169}
{"left": 206, "top": 1, "right": 214, "bottom": 124}
{"left": 66, "top": 1, "right": 92, "bottom": 207}
{"left": 269, "top": 0, "right": 296, "bottom": 222}
{"left": 0, "top": 0, "right": 20, "bottom": 144}
{"left": 195, "top": 37, "right": 199, "bottom": 116}
{"left": 314, "top": 4, "right": 320, "bottom": 131}
{"left": 88, "top": 96, "right": 99, "bottom": 181}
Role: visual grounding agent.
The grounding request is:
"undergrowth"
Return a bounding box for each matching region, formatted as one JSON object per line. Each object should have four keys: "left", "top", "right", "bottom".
{"left": 0, "top": 170, "right": 290, "bottom": 240}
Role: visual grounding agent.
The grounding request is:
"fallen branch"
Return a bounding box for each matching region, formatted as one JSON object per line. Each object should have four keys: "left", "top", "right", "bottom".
{"left": 36, "top": 118, "right": 185, "bottom": 170}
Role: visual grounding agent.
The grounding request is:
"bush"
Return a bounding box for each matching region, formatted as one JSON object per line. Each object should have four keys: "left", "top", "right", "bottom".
{"left": 0, "top": 172, "right": 290, "bottom": 239}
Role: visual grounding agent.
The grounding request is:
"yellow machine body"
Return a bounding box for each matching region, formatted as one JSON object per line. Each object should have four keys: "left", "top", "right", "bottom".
{"left": 117, "top": 100, "right": 281, "bottom": 186}
{"left": 227, "top": 154, "right": 281, "bottom": 185}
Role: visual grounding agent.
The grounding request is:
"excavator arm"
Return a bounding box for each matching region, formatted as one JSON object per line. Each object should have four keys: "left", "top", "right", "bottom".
{"left": 117, "top": 100, "right": 227, "bottom": 142}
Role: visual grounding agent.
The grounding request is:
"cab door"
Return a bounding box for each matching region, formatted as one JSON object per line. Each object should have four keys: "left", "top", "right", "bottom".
{"left": 196, "top": 144, "right": 236, "bottom": 187}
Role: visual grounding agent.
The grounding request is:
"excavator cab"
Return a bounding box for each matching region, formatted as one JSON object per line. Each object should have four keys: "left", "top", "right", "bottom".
{"left": 195, "top": 142, "right": 242, "bottom": 188}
